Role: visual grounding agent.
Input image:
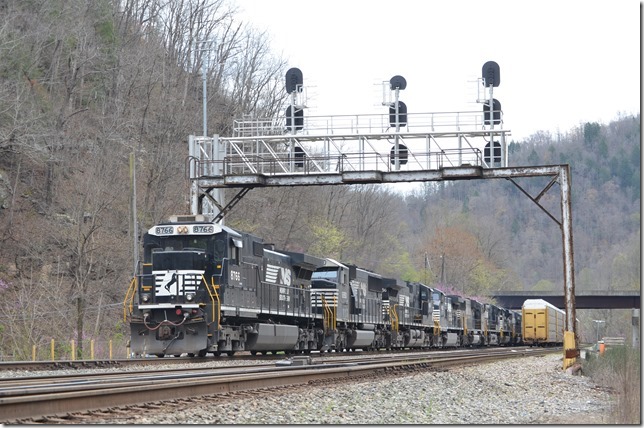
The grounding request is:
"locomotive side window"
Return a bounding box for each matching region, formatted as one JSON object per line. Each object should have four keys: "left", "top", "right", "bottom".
{"left": 214, "top": 239, "right": 226, "bottom": 261}
{"left": 231, "top": 238, "right": 242, "bottom": 265}
{"left": 252, "top": 241, "right": 264, "bottom": 257}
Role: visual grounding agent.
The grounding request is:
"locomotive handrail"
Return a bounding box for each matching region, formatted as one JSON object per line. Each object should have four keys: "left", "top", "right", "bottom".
{"left": 390, "top": 304, "right": 399, "bottom": 332}
{"left": 462, "top": 313, "right": 468, "bottom": 337}
{"left": 333, "top": 295, "right": 337, "bottom": 331}
{"left": 320, "top": 295, "right": 336, "bottom": 333}
{"left": 201, "top": 274, "right": 220, "bottom": 327}
{"left": 321, "top": 295, "right": 330, "bottom": 331}
{"left": 123, "top": 278, "right": 137, "bottom": 322}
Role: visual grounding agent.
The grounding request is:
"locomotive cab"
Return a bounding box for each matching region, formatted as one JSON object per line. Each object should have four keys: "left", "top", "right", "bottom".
{"left": 310, "top": 259, "right": 350, "bottom": 321}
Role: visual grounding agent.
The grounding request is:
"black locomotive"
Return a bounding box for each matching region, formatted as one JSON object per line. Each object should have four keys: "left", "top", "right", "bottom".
{"left": 124, "top": 215, "right": 522, "bottom": 357}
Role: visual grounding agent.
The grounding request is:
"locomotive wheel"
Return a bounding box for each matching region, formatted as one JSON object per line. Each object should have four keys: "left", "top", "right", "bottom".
{"left": 227, "top": 351, "right": 235, "bottom": 357}
{"left": 213, "top": 351, "right": 221, "bottom": 357}
{"left": 187, "top": 353, "right": 195, "bottom": 357}
{"left": 250, "top": 351, "right": 257, "bottom": 356}
{"left": 173, "top": 354, "right": 181, "bottom": 357}
{"left": 155, "top": 353, "right": 165, "bottom": 358}
{"left": 197, "top": 349, "right": 207, "bottom": 357}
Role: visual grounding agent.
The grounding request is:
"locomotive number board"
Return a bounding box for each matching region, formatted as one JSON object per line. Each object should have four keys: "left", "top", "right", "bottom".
{"left": 153, "top": 225, "right": 217, "bottom": 235}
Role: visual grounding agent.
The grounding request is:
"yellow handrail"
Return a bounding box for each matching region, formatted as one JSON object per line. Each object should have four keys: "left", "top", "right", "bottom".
{"left": 202, "top": 274, "right": 221, "bottom": 327}
{"left": 332, "top": 295, "right": 337, "bottom": 328}
{"left": 390, "top": 304, "right": 399, "bottom": 332}
{"left": 321, "top": 295, "right": 329, "bottom": 331}
{"left": 433, "top": 319, "right": 440, "bottom": 336}
{"left": 320, "top": 295, "right": 336, "bottom": 332}
{"left": 462, "top": 313, "right": 467, "bottom": 336}
{"left": 211, "top": 277, "right": 221, "bottom": 329}
{"left": 123, "top": 277, "right": 137, "bottom": 322}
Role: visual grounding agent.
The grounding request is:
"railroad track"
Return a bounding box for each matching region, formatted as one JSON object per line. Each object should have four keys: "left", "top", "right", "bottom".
{"left": 0, "top": 345, "right": 553, "bottom": 372}
{"left": 0, "top": 347, "right": 559, "bottom": 424}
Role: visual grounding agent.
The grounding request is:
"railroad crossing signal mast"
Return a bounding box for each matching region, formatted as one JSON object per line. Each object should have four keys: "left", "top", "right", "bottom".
{"left": 186, "top": 62, "right": 579, "bottom": 369}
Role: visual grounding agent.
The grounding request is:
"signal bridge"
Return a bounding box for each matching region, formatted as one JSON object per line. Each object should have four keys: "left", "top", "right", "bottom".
{"left": 188, "top": 109, "right": 510, "bottom": 214}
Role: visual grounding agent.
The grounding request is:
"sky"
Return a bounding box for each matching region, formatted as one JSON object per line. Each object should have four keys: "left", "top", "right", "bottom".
{"left": 234, "top": 0, "right": 640, "bottom": 142}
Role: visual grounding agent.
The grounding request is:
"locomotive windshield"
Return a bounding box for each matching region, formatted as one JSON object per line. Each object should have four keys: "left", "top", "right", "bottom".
{"left": 152, "top": 250, "right": 209, "bottom": 271}
{"left": 432, "top": 291, "right": 443, "bottom": 310}
{"left": 144, "top": 235, "right": 211, "bottom": 261}
{"left": 311, "top": 268, "right": 339, "bottom": 288}
{"left": 312, "top": 269, "right": 338, "bottom": 281}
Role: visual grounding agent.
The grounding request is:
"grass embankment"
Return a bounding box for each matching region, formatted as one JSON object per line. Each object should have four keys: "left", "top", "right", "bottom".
{"left": 583, "top": 346, "right": 640, "bottom": 424}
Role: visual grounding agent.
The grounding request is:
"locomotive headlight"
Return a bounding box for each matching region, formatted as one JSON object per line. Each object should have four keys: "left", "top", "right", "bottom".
{"left": 185, "top": 293, "right": 195, "bottom": 302}
{"left": 141, "top": 293, "right": 151, "bottom": 303}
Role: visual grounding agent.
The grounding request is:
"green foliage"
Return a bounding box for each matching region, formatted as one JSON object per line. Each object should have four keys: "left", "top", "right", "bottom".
{"left": 527, "top": 148, "right": 540, "bottom": 164}
{"left": 508, "top": 141, "right": 520, "bottom": 154}
{"left": 583, "top": 121, "right": 601, "bottom": 146}
{"left": 576, "top": 267, "right": 597, "bottom": 290}
{"left": 531, "top": 279, "right": 555, "bottom": 291}
{"left": 468, "top": 261, "right": 506, "bottom": 295}
{"left": 96, "top": 19, "right": 116, "bottom": 44}
{"left": 597, "top": 139, "right": 608, "bottom": 157}
{"left": 584, "top": 346, "right": 640, "bottom": 424}
{"left": 308, "top": 219, "right": 347, "bottom": 260}
{"left": 395, "top": 252, "right": 426, "bottom": 283}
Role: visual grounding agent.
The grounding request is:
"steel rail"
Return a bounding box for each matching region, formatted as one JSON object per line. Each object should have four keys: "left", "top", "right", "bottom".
{"left": 1, "top": 347, "right": 559, "bottom": 422}
{"left": 0, "top": 347, "right": 537, "bottom": 389}
{"left": 0, "top": 345, "right": 537, "bottom": 372}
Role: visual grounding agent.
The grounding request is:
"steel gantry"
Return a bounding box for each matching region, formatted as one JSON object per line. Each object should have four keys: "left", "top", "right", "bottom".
{"left": 185, "top": 109, "right": 579, "bottom": 368}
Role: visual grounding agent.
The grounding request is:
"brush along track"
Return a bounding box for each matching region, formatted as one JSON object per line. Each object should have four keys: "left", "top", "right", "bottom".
{"left": 1, "top": 347, "right": 559, "bottom": 424}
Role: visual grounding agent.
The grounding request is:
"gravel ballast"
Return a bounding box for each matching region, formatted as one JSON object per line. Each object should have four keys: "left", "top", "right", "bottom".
{"left": 80, "top": 353, "right": 612, "bottom": 424}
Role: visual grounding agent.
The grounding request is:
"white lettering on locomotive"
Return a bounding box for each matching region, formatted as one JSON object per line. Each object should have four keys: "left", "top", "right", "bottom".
{"left": 154, "top": 270, "right": 203, "bottom": 296}
{"left": 265, "top": 264, "right": 292, "bottom": 286}
{"left": 350, "top": 279, "right": 367, "bottom": 295}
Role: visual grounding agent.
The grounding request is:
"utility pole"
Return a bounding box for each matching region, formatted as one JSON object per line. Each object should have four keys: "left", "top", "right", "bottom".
{"left": 593, "top": 319, "right": 605, "bottom": 343}
{"left": 196, "top": 40, "right": 215, "bottom": 137}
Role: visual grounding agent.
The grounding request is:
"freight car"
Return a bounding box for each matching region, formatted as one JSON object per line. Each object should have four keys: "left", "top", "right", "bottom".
{"left": 521, "top": 298, "right": 564, "bottom": 346}
{"left": 123, "top": 215, "right": 522, "bottom": 357}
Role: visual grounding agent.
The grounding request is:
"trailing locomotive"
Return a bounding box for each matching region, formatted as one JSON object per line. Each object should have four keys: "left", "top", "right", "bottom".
{"left": 124, "top": 215, "right": 523, "bottom": 357}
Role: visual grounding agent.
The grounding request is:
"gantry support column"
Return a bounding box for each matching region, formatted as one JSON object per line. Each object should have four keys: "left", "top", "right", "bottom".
{"left": 560, "top": 164, "right": 578, "bottom": 369}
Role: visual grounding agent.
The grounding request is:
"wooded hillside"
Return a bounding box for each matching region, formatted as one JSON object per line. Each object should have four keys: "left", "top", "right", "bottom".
{"left": 0, "top": 0, "right": 639, "bottom": 358}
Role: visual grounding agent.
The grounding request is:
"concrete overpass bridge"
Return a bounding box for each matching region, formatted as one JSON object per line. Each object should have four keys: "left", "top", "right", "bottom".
{"left": 490, "top": 290, "right": 640, "bottom": 310}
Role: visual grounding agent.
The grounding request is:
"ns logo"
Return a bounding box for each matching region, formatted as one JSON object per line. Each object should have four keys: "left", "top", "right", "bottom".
{"left": 265, "top": 264, "right": 292, "bottom": 286}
